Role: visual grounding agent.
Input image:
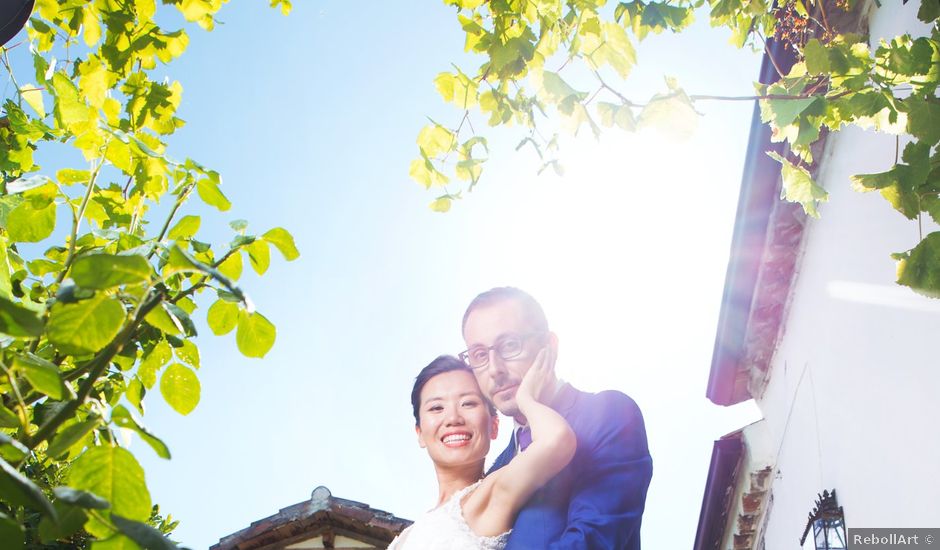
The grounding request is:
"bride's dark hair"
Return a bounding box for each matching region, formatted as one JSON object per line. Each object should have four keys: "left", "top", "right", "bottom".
{"left": 411, "top": 355, "right": 496, "bottom": 426}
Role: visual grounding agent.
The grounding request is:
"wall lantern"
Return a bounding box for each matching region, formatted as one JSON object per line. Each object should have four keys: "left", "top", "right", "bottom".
{"left": 800, "top": 489, "right": 847, "bottom": 550}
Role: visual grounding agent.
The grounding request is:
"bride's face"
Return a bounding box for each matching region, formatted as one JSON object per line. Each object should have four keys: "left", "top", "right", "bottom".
{"left": 415, "top": 370, "right": 498, "bottom": 468}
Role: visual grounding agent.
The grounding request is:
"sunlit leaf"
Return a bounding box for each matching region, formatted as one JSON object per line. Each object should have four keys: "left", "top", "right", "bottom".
{"left": 139, "top": 340, "right": 171, "bottom": 389}
{"left": 0, "top": 296, "right": 43, "bottom": 338}
{"left": 207, "top": 299, "right": 238, "bottom": 336}
{"left": 217, "top": 250, "right": 243, "bottom": 281}
{"left": 174, "top": 339, "right": 200, "bottom": 369}
{"left": 47, "top": 416, "right": 101, "bottom": 458}
{"left": 68, "top": 447, "right": 151, "bottom": 538}
{"left": 767, "top": 151, "right": 829, "bottom": 218}
{"left": 236, "top": 311, "right": 276, "bottom": 358}
{"left": 430, "top": 197, "right": 452, "bottom": 212}
{"left": 112, "top": 515, "right": 179, "bottom": 550}
{"left": 167, "top": 215, "right": 201, "bottom": 240}
{"left": 7, "top": 200, "right": 56, "bottom": 243}
{"left": 159, "top": 363, "right": 200, "bottom": 415}
{"left": 145, "top": 304, "right": 184, "bottom": 336}
{"left": 196, "top": 179, "right": 231, "bottom": 211}
{"left": 13, "top": 353, "right": 64, "bottom": 400}
{"left": 72, "top": 254, "right": 151, "bottom": 289}
{"left": 246, "top": 240, "right": 270, "bottom": 275}
{"left": 896, "top": 232, "right": 940, "bottom": 297}
{"left": 262, "top": 227, "right": 299, "bottom": 260}
{"left": 111, "top": 405, "right": 171, "bottom": 459}
{"left": 47, "top": 295, "right": 126, "bottom": 355}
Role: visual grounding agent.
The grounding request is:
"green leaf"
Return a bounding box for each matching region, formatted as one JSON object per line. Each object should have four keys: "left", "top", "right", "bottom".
{"left": 111, "top": 405, "right": 171, "bottom": 459}
{"left": 903, "top": 96, "right": 940, "bottom": 146}
{"left": 39, "top": 500, "right": 88, "bottom": 544}
{"left": 767, "top": 152, "right": 829, "bottom": 218}
{"left": 167, "top": 215, "right": 201, "bottom": 240}
{"left": 68, "top": 446, "right": 151, "bottom": 538}
{"left": 7, "top": 200, "right": 57, "bottom": 242}
{"left": 430, "top": 197, "right": 452, "bottom": 212}
{"left": 91, "top": 534, "right": 143, "bottom": 550}
{"left": 174, "top": 339, "right": 200, "bottom": 369}
{"left": 217, "top": 252, "right": 244, "bottom": 281}
{"left": 47, "top": 416, "right": 101, "bottom": 458}
{"left": 540, "top": 71, "right": 586, "bottom": 111}
{"left": 47, "top": 295, "right": 126, "bottom": 355}
{"left": 51, "top": 72, "right": 96, "bottom": 133}
{"left": 72, "top": 254, "right": 151, "bottom": 290}
{"left": 207, "top": 299, "right": 238, "bottom": 335}
{"left": 166, "top": 303, "right": 196, "bottom": 337}
{"left": 0, "top": 405, "right": 20, "bottom": 428}
{"left": 196, "top": 179, "right": 232, "bottom": 211}
{"left": 139, "top": 340, "right": 171, "bottom": 389}
{"left": 596, "top": 22, "right": 636, "bottom": 78}
{"left": 0, "top": 433, "right": 28, "bottom": 462}
{"left": 924, "top": 194, "right": 940, "bottom": 225}
{"left": 145, "top": 304, "right": 185, "bottom": 336}
{"left": 896, "top": 231, "right": 940, "bottom": 297}
{"left": 56, "top": 169, "right": 91, "bottom": 185}
{"left": 126, "top": 377, "right": 146, "bottom": 415}
{"left": 262, "top": 227, "right": 299, "bottom": 261}
{"left": 416, "top": 124, "right": 455, "bottom": 157}
{"left": 0, "top": 512, "right": 25, "bottom": 548}
{"left": 760, "top": 97, "right": 816, "bottom": 128}
{"left": 159, "top": 363, "right": 200, "bottom": 416}
{"left": 53, "top": 486, "right": 111, "bottom": 509}
{"left": 920, "top": 0, "right": 940, "bottom": 22}
{"left": 162, "top": 245, "right": 202, "bottom": 278}
{"left": 0, "top": 296, "right": 43, "bottom": 337}
{"left": 112, "top": 515, "right": 180, "bottom": 550}
{"left": 853, "top": 141, "right": 930, "bottom": 219}
{"left": 246, "top": 240, "right": 270, "bottom": 275}
{"left": 13, "top": 353, "right": 65, "bottom": 400}
{"left": 236, "top": 311, "right": 276, "bottom": 358}
{"left": 0, "top": 457, "right": 58, "bottom": 521}
{"left": 803, "top": 38, "right": 830, "bottom": 74}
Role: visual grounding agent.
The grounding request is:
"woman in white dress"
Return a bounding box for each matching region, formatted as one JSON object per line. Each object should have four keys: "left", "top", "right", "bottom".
{"left": 389, "top": 350, "right": 575, "bottom": 549}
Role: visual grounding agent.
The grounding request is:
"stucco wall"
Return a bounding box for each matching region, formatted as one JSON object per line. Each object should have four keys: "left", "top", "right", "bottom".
{"left": 754, "top": 3, "right": 940, "bottom": 547}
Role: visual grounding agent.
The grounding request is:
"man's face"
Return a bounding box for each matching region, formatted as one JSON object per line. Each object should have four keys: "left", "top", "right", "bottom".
{"left": 462, "top": 299, "right": 553, "bottom": 420}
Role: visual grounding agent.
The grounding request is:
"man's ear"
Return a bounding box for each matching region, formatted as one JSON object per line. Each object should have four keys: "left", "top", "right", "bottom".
{"left": 490, "top": 414, "right": 499, "bottom": 440}
{"left": 415, "top": 425, "right": 427, "bottom": 449}
{"left": 548, "top": 331, "right": 559, "bottom": 356}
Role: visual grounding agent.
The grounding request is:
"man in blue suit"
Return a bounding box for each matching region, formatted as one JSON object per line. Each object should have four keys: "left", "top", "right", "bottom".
{"left": 459, "top": 287, "right": 652, "bottom": 549}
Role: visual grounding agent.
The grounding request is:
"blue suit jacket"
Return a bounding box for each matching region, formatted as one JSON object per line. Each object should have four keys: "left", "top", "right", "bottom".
{"left": 488, "top": 383, "right": 652, "bottom": 550}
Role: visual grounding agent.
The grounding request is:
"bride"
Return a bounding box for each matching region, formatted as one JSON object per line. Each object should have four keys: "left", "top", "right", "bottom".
{"left": 389, "top": 349, "right": 575, "bottom": 549}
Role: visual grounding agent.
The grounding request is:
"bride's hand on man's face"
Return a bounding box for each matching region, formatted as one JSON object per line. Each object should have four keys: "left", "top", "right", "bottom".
{"left": 517, "top": 347, "right": 556, "bottom": 405}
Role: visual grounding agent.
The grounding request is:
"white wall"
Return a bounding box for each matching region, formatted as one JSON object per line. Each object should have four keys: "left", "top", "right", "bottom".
{"left": 755, "top": 4, "right": 940, "bottom": 546}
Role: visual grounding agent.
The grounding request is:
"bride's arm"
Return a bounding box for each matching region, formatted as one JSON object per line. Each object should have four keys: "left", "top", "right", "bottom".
{"left": 465, "top": 348, "right": 576, "bottom": 533}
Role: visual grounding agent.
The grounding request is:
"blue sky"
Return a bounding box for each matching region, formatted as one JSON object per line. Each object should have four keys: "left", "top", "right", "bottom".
{"left": 11, "top": 2, "right": 765, "bottom": 547}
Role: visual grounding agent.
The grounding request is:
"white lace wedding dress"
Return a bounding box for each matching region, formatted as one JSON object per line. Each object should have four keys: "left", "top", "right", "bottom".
{"left": 387, "top": 480, "right": 511, "bottom": 550}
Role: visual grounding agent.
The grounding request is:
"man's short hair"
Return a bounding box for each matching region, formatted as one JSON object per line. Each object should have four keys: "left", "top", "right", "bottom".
{"left": 461, "top": 286, "right": 549, "bottom": 335}
{"left": 411, "top": 355, "right": 496, "bottom": 425}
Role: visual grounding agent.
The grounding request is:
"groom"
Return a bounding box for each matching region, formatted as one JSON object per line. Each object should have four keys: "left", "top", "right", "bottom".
{"left": 459, "top": 287, "right": 652, "bottom": 549}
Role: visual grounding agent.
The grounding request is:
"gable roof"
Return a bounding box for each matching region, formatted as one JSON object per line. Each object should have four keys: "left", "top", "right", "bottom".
{"left": 212, "top": 486, "right": 412, "bottom": 549}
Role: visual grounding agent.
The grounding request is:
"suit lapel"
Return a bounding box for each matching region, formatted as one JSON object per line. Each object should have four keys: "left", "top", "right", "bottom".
{"left": 487, "top": 437, "right": 515, "bottom": 475}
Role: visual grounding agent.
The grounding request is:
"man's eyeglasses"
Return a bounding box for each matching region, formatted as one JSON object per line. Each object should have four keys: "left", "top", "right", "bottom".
{"left": 459, "top": 332, "right": 545, "bottom": 370}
